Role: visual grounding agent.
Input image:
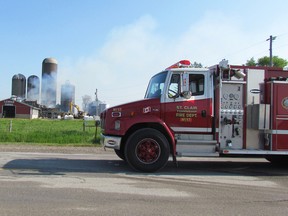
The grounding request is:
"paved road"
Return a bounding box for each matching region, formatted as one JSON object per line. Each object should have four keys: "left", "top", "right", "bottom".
{"left": 0, "top": 148, "right": 288, "bottom": 216}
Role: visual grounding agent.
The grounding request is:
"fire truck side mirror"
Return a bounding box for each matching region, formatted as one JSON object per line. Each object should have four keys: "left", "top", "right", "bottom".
{"left": 181, "top": 91, "right": 192, "bottom": 99}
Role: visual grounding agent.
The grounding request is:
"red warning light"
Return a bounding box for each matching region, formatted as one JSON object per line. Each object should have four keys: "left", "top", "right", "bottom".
{"left": 165, "top": 60, "right": 191, "bottom": 70}
{"left": 179, "top": 60, "right": 191, "bottom": 65}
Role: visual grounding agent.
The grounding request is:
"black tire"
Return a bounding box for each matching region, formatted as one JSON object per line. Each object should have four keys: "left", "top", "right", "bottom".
{"left": 124, "top": 128, "right": 170, "bottom": 172}
{"left": 114, "top": 149, "right": 125, "bottom": 161}
{"left": 265, "top": 155, "right": 288, "bottom": 166}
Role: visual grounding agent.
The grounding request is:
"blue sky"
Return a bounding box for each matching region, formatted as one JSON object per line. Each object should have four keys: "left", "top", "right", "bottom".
{"left": 1, "top": 0, "right": 288, "bottom": 107}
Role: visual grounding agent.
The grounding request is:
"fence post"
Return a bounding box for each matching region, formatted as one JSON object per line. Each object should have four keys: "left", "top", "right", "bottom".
{"left": 9, "top": 120, "right": 12, "bottom": 132}
{"left": 83, "top": 120, "right": 86, "bottom": 131}
{"left": 94, "top": 125, "right": 98, "bottom": 141}
{"left": 94, "top": 119, "right": 100, "bottom": 142}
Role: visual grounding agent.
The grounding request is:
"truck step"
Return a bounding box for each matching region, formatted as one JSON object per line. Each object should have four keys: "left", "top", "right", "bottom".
{"left": 176, "top": 139, "right": 218, "bottom": 156}
{"left": 177, "top": 139, "right": 217, "bottom": 145}
{"left": 177, "top": 152, "right": 219, "bottom": 157}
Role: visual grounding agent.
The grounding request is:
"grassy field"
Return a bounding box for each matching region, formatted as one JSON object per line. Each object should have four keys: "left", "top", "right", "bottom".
{"left": 0, "top": 118, "right": 100, "bottom": 146}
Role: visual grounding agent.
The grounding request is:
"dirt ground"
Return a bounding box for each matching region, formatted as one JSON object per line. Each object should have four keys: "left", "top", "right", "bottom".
{"left": 0, "top": 144, "right": 108, "bottom": 154}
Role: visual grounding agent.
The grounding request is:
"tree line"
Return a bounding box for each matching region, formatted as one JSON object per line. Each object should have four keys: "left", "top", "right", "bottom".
{"left": 192, "top": 56, "right": 287, "bottom": 68}
{"left": 246, "top": 56, "right": 288, "bottom": 68}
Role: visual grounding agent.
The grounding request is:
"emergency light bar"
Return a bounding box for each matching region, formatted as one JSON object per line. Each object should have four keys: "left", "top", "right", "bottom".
{"left": 166, "top": 60, "right": 191, "bottom": 70}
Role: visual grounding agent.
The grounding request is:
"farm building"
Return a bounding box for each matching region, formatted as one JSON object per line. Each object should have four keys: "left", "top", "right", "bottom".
{"left": 0, "top": 98, "right": 40, "bottom": 119}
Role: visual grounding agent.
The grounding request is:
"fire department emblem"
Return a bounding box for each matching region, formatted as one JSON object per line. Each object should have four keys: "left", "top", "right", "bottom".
{"left": 143, "top": 106, "right": 151, "bottom": 113}
{"left": 282, "top": 97, "right": 288, "bottom": 109}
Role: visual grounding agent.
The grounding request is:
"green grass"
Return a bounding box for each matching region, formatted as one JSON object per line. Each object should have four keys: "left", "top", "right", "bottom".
{"left": 0, "top": 118, "right": 101, "bottom": 146}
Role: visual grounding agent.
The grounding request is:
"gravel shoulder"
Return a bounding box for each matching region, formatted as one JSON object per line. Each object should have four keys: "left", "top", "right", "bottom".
{"left": 0, "top": 144, "right": 110, "bottom": 154}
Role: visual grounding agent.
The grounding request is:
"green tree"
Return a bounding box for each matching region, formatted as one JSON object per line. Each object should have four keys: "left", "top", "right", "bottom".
{"left": 270, "top": 56, "right": 288, "bottom": 68}
{"left": 246, "top": 56, "right": 288, "bottom": 68}
{"left": 192, "top": 62, "right": 202, "bottom": 68}
{"left": 246, "top": 57, "right": 256, "bottom": 66}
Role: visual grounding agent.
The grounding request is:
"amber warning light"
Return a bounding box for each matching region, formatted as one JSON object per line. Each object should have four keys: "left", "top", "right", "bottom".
{"left": 165, "top": 60, "right": 191, "bottom": 70}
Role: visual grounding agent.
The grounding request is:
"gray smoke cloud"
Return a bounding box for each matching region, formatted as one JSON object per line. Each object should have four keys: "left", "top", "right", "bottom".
{"left": 27, "top": 75, "right": 40, "bottom": 102}
{"left": 41, "top": 72, "right": 57, "bottom": 108}
{"left": 60, "top": 81, "right": 75, "bottom": 112}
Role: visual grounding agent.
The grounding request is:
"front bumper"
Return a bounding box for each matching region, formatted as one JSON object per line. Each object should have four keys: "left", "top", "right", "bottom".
{"left": 101, "top": 134, "right": 122, "bottom": 150}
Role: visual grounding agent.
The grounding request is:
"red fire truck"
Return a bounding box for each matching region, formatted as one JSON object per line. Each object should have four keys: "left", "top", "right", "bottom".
{"left": 100, "top": 59, "right": 288, "bottom": 172}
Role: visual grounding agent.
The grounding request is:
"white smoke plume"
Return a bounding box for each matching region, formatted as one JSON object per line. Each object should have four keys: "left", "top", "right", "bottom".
{"left": 60, "top": 81, "right": 75, "bottom": 112}
{"left": 27, "top": 75, "right": 40, "bottom": 103}
{"left": 41, "top": 72, "right": 57, "bottom": 108}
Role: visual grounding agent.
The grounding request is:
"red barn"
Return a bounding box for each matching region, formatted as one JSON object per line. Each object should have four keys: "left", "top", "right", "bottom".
{"left": 0, "top": 98, "right": 40, "bottom": 119}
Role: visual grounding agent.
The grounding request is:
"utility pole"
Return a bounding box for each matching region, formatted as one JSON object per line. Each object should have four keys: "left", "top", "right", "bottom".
{"left": 266, "top": 35, "right": 277, "bottom": 66}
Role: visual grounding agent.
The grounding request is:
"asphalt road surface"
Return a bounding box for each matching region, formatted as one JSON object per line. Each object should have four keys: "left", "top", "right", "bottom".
{"left": 0, "top": 147, "right": 288, "bottom": 216}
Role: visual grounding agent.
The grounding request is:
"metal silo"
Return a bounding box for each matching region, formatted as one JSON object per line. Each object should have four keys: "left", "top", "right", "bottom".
{"left": 99, "top": 102, "right": 109, "bottom": 114}
{"left": 11, "top": 74, "right": 26, "bottom": 99}
{"left": 41, "top": 58, "right": 57, "bottom": 107}
{"left": 27, "top": 75, "right": 40, "bottom": 102}
{"left": 60, "top": 81, "right": 75, "bottom": 112}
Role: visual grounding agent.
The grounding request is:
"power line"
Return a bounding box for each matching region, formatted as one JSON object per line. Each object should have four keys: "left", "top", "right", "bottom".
{"left": 226, "top": 39, "right": 267, "bottom": 57}
{"left": 275, "top": 32, "right": 288, "bottom": 38}
{"left": 274, "top": 43, "right": 288, "bottom": 50}
{"left": 224, "top": 32, "right": 288, "bottom": 63}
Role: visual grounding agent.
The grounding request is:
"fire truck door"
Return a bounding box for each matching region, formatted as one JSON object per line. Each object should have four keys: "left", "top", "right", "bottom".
{"left": 163, "top": 72, "right": 213, "bottom": 133}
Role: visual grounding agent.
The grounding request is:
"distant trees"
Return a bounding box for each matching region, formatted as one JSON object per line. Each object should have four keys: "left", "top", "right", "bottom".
{"left": 246, "top": 56, "right": 288, "bottom": 68}
{"left": 246, "top": 57, "right": 257, "bottom": 66}
{"left": 192, "top": 62, "right": 203, "bottom": 68}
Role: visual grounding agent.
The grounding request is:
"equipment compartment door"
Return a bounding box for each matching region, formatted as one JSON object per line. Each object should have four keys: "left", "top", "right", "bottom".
{"left": 218, "top": 83, "right": 245, "bottom": 150}
{"left": 272, "top": 82, "right": 288, "bottom": 150}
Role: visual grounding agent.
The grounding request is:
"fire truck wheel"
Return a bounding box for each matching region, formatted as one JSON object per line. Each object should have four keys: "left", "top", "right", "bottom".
{"left": 265, "top": 156, "right": 288, "bottom": 165}
{"left": 114, "top": 149, "right": 125, "bottom": 161}
{"left": 124, "top": 128, "right": 170, "bottom": 172}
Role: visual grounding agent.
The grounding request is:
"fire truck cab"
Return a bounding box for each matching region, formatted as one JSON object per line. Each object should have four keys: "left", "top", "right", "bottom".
{"left": 101, "top": 60, "right": 288, "bottom": 172}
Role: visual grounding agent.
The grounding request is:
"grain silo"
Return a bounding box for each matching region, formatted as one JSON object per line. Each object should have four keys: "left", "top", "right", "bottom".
{"left": 99, "top": 102, "right": 109, "bottom": 114}
{"left": 11, "top": 74, "right": 26, "bottom": 99}
{"left": 60, "top": 81, "right": 75, "bottom": 112}
{"left": 41, "top": 58, "right": 57, "bottom": 107}
{"left": 27, "top": 75, "right": 40, "bottom": 102}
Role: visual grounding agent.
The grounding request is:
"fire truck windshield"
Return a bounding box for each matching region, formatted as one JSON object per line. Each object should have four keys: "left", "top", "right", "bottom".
{"left": 145, "top": 72, "right": 167, "bottom": 99}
